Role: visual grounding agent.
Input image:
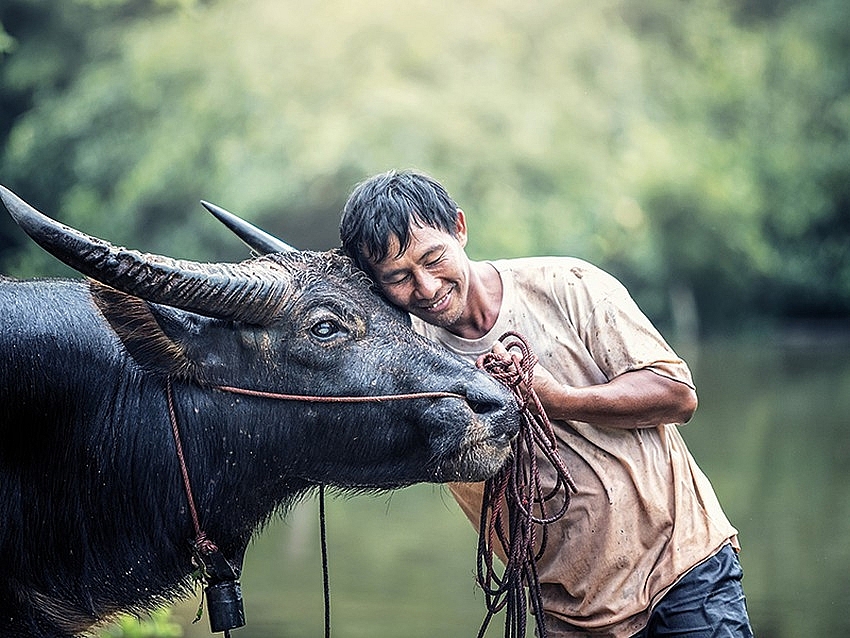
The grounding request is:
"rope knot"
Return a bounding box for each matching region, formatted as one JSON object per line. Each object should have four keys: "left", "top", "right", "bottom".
{"left": 193, "top": 531, "right": 219, "bottom": 557}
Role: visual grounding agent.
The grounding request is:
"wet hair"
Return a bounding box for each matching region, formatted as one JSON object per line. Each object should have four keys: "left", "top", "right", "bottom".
{"left": 339, "top": 169, "right": 460, "bottom": 272}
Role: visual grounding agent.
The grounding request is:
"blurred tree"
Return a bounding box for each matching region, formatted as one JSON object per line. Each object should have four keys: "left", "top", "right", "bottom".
{"left": 0, "top": 0, "right": 847, "bottom": 334}
{"left": 752, "top": 0, "right": 850, "bottom": 322}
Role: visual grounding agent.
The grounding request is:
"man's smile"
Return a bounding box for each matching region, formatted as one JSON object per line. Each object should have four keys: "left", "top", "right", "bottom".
{"left": 419, "top": 285, "right": 455, "bottom": 314}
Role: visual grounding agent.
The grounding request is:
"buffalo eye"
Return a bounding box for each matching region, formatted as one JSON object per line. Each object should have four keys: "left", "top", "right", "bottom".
{"left": 310, "top": 319, "right": 345, "bottom": 341}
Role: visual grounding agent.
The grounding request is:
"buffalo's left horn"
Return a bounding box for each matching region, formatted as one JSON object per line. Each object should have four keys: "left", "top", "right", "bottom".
{"left": 0, "top": 186, "right": 290, "bottom": 325}
{"left": 201, "top": 200, "right": 296, "bottom": 254}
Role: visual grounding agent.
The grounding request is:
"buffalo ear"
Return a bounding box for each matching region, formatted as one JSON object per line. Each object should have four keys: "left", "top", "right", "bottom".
{"left": 90, "top": 281, "right": 196, "bottom": 379}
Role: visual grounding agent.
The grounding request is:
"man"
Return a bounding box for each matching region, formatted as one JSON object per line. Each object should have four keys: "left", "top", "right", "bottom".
{"left": 339, "top": 169, "right": 752, "bottom": 637}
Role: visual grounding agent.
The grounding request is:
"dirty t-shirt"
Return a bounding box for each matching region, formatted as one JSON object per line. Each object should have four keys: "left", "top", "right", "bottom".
{"left": 412, "top": 257, "right": 739, "bottom": 637}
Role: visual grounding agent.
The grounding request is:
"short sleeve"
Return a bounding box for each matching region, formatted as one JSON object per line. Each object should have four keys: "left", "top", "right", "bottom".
{"left": 567, "top": 267, "right": 694, "bottom": 388}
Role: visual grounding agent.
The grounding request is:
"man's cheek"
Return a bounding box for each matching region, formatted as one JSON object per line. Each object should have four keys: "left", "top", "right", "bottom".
{"left": 380, "top": 287, "right": 412, "bottom": 312}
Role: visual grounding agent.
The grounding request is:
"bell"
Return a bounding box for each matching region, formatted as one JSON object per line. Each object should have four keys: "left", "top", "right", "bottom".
{"left": 205, "top": 578, "right": 246, "bottom": 633}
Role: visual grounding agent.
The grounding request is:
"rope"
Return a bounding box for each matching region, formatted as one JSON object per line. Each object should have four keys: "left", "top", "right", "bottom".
{"left": 166, "top": 378, "right": 467, "bottom": 637}
{"left": 166, "top": 379, "right": 217, "bottom": 556}
{"left": 168, "top": 339, "right": 570, "bottom": 638}
{"left": 475, "top": 332, "right": 577, "bottom": 638}
{"left": 319, "top": 485, "right": 331, "bottom": 638}
{"left": 214, "top": 385, "right": 464, "bottom": 403}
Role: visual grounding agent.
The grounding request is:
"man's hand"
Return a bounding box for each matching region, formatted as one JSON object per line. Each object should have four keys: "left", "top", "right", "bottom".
{"left": 477, "top": 341, "right": 558, "bottom": 415}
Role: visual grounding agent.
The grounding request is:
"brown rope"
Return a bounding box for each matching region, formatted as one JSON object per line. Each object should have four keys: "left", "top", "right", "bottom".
{"left": 169, "top": 347, "right": 570, "bottom": 638}
{"left": 167, "top": 380, "right": 465, "bottom": 552}
{"left": 475, "top": 331, "right": 577, "bottom": 638}
{"left": 166, "top": 378, "right": 471, "bottom": 636}
{"left": 166, "top": 379, "right": 218, "bottom": 556}
{"left": 214, "top": 385, "right": 463, "bottom": 403}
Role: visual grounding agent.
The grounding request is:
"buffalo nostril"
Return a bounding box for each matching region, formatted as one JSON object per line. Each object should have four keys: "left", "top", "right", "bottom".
{"left": 459, "top": 374, "right": 519, "bottom": 421}
{"left": 468, "top": 399, "right": 500, "bottom": 415}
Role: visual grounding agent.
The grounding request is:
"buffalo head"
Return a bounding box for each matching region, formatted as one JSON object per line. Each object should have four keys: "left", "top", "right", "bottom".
{"left": 0, "top": 186, "right": 519, "bottom": 489}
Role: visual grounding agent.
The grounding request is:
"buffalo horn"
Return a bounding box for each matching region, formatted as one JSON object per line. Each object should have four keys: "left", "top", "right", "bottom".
{"left": 201, "top": 200, "right": 296, "bottom": 254}
{"left": 0, "top": 185, "right": 290, "bottom": 325}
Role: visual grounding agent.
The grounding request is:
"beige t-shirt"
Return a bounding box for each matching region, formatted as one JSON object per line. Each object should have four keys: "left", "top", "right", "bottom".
{"left": 413, "top": 257, "right": 738, "bottom": 637}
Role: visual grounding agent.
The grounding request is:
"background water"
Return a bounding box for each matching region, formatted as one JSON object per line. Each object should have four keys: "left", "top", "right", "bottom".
{"left": 167, "top": 335, "right": 850, "bottom": 638}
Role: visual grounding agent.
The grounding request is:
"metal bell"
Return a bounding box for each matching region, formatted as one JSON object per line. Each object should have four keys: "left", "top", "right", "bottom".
{"left": 205, "top": 578, "right": 246, "bottom": 633}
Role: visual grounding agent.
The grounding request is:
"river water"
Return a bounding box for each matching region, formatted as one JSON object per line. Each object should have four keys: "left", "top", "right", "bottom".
{"left": 168, "top": 335, "right": 849, "bottom": 638}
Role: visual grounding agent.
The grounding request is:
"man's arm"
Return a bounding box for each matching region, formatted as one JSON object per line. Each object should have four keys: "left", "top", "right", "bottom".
{"left": 483, "top": 343, "right": 697, "bottom": 430}
{"left": 534, "top": 366, "right": 697, "bottom": 429}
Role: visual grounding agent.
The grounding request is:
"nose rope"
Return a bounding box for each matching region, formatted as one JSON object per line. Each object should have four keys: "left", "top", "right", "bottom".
{"left": 475, "top": 331, "right": 577, "bottom": 638}
{"left": 166, "top": 379, "right": 476, "bottom": 637}
{"left": 168, "top": 382, "right": 462, "bottom": 561}
{"left": 212, "top": 384, "right": 464, "bottom": 403}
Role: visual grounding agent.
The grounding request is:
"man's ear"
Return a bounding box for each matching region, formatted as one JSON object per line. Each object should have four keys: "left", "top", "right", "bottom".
{"left": 455, "top": 208, "right": 469, "bottom": 248}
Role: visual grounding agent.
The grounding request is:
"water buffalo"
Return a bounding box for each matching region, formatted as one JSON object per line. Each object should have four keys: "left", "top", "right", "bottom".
{"left": 0, "top": 186, "right": 519, "bottom": 638}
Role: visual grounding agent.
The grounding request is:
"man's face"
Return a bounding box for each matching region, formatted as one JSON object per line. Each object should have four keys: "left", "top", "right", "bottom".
{"left": 368, "top": 212, "right": 470, "bottom": 329}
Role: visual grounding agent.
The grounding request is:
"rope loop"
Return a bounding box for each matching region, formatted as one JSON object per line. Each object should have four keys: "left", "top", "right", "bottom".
{"left": 475, "top": 331, "right": 576, "bottom": 638}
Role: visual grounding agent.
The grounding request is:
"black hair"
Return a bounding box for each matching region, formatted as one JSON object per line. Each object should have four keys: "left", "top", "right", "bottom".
{"left": 339, "top": 169, "right": 460, "bottom": 272}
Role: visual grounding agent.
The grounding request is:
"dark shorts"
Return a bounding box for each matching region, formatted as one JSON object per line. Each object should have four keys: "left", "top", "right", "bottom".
{"left": 630, "top": 544, "right": 754, "bottom": 638}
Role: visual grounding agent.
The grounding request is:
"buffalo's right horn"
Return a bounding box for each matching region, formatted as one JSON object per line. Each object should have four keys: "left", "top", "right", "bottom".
{"left": 201, "top": 200, "right": 296, "bottom": 254}
{"left": 0, "top": 186, "right": 290, "bottom": 325}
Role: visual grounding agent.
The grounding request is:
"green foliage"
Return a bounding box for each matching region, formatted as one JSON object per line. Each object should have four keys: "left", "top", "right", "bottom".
{"left": 0, "top": 22, "right": 14, "bottom": 55}
{"left": 97, "top": 607, "right": 183, "bottom": 638}
{"left": 0, "top": 0, "right": 848, "bottom": 334}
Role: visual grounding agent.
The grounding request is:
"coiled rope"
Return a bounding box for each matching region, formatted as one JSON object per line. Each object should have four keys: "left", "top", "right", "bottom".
{"left": 475, "top": 331, "right": 577, "bottom": 638}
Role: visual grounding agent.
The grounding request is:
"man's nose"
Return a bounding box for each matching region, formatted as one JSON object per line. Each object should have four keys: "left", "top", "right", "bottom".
{"left": 413, "top": 269, "right": 441, "bottom": 298}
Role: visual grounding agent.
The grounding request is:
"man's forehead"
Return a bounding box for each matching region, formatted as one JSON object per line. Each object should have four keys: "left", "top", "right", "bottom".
{"left": 384, "top": 226, "right": 450, "bottom": 262}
